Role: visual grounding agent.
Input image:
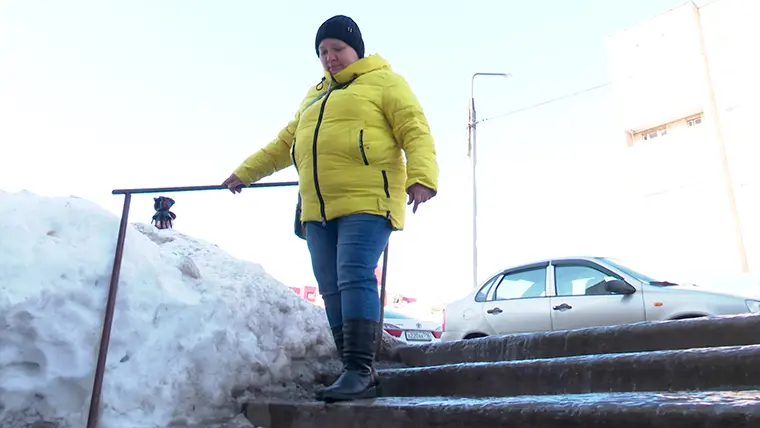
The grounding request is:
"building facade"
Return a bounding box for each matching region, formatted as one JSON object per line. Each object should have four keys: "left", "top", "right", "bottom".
{"left": 607, "top": 0, "right": 760, "bottom": 276}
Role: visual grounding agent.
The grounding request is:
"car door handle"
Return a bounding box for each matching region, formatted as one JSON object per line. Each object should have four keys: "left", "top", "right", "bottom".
{"left": 553, "top": 303, "right": 572, "bottom": 311}
{"left": 486, "top": 307, "right": 503, "bottom": 315}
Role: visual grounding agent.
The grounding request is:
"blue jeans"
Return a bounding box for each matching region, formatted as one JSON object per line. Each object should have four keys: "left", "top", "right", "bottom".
{"left": 305, "top": 213, "right": 392, "bottom": 328}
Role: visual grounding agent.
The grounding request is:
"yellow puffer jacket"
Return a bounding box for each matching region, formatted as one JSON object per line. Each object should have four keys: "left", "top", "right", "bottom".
{"left": 233, "top": 54, "right": 438, "bottom": 231}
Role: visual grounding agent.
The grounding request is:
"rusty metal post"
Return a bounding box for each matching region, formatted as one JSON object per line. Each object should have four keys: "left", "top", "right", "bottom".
{"left": 84, "top": 180, "right": 350, "bottom": 426}
{"left": 376, "top": 241, "right": 389, "bottom": 358}
{"left": 84, "top": 181, "right": 298, "bottom": 427}
{"left": 86, "top": 193, "right": 132, "bottom": 428}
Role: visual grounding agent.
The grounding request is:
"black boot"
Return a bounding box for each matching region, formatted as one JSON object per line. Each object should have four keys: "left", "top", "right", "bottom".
{"left": 331, "top": 325, "right": 344, "bottom": 358}
{"left": 314, "top": 325, "right": 345, "bottom": 401}
{"left": 319, "top": 319, "right": 381, "bottom": 403}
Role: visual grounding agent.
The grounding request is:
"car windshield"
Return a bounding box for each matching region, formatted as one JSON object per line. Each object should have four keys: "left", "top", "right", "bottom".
{"left": 598, "top": 257, "right": 659, "bottom": 284}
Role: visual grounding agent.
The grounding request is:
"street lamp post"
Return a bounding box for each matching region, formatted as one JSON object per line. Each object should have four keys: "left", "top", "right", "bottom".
{"left": 469, "top": 72, "right": 511, "bottom": 290}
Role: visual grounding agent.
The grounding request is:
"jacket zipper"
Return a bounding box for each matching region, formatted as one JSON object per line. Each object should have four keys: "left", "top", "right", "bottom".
{"left": 291, "top": 136, "right": 298, "bottom": 171}
{"left": 291, "top": 136, "right": 305, "bottom": 236}
{"left": 358, "top": 130, "right": 369, "bottom": 165}
{"left": 312, "top": 90, "right": 334, "bottom": 225}
{"left": 381, "top": 170, "right": 391, "bottom": 220}
{"left": 308, "top": 75, "right": 357, "bottom": 226}
{"left": 291, "top": 136, "right": 301, "bottom": 204}
{"left": 291, "top": 136, "right": 301, "bottom": 213}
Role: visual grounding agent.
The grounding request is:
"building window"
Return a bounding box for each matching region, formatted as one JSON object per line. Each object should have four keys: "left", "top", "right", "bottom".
{"left": 641, "top": 126, "right": 667, "bottom": 141}
{"left": 687, "top": 115, "right": 703, "bottom": 127}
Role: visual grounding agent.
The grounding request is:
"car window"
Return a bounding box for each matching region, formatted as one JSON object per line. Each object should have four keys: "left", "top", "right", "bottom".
{"left": 599, "top": 257, "right": 657, "bottom": 284}
{"left": 475, "top": 274, "right": 501, "bottom": 302}
{"left": 384, "top": 309, "right": 413, "bottom": 319}
{"left": 555, "top": 265, "right": 621, "bottom": 297}
{"left": 493, "top": 268, "right": 547, "bottom": 301}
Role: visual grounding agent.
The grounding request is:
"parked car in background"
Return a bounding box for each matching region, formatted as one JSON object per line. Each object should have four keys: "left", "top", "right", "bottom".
{"left": 442, "top": 256, "right": 760, "bottom": 341}
{"left": 383, "top": 308, "right": 442, "bottom": 344}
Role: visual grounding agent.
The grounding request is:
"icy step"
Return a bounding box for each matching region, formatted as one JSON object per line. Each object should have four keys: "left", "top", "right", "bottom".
{"left": 398, "top": 313, "right": 760, "bottom": 367}
{"left": 378, "top": 344, "right": 760, "bottom": 398}
{"left": 244, "top": 390, "right": 760, "bottom": 428}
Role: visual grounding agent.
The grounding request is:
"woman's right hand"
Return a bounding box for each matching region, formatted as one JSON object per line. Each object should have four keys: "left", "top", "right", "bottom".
{"left": 222, "top": 173, "right": 245, "bottom": 194}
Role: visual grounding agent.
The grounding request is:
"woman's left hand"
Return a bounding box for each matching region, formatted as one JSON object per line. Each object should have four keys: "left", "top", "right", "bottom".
{"left": 406, "top": 183, "right": 436, "bottom": 213}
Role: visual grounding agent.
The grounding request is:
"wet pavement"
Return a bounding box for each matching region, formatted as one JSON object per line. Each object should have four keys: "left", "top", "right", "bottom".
{"left": 244, "top": 315, "right": 760, "bottom": 427}
{"left": 397, "top": 314, "right": 760, "bottom": 367}
{"left": 378, "top": 344, "right": 760, "bottom": 397}
{"left": 244, "top": 390, "right": 760, "bottom": 427}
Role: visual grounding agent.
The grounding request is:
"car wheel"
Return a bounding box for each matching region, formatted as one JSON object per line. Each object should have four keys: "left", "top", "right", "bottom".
{"left": 463, "top": 333, "right": 488, "bottom": 340}
{"left": 672, "top": 314, "right": 708, "bottom": 320}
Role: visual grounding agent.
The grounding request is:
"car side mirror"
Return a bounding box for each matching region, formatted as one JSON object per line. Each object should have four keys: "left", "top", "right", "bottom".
{"left": 605, "top": 279, "right": 636, "bottom": 295}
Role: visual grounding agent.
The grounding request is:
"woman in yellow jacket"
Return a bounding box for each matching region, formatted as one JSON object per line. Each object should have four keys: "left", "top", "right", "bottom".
{"left": 223, "top": 15, "right": 438, "bottom": 402}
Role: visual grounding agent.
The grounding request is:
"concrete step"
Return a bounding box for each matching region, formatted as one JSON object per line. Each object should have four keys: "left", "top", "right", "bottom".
{"left": 244, "top": 390, "right": 760, "bottom": 428}
{"left": 377, "top": 344, "right": 760, "bottom": 398}
{"left": 398, "top": 313, "right": 760, "bottom": 367}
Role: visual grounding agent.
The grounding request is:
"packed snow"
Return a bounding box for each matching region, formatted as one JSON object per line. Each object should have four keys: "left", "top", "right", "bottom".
{"left": 0, "top": 190, "right": 341, "bottom": 427}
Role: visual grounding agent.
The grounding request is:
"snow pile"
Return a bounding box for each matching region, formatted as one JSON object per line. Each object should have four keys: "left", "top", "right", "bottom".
{"left": 0, "top": 190, "right": 337, "bottom": 428}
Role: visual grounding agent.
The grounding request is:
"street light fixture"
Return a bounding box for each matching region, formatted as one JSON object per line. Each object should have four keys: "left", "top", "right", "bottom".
{"left": 468, "top": 72, "right": 511, "bottom": 290}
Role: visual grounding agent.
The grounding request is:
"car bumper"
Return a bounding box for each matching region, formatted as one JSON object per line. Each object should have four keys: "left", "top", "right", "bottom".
{"left": 440, "top": 331, "right": 465, "bottom": 342}
{"left": 384, "top": 329, "right": 441, "bottom": 344}
{"left": 395, "top": 336, "right": 442, "bottom": 345}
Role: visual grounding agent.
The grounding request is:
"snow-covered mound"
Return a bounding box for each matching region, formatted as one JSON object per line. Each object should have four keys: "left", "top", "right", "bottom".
{"left": 0, "top": 190, "right": 336, "bottom": 428}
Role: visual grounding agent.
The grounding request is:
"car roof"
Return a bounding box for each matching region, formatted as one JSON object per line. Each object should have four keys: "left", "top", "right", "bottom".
{"left": 477, "top": 256, "right": 614, "bottom": 281}
{"left": 496, "top": 255, "right": 603, "bottom": 272}
{"left": 472, "top": 256, "right": 616, "bottom": 292}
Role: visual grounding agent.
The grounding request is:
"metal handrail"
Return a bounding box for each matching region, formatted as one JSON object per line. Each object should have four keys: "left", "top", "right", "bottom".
{"left": 112, "top": 181, "right": 299, "bottom": 195}
{"left": 86, "top": 181, "right": 298, "bottom": 428}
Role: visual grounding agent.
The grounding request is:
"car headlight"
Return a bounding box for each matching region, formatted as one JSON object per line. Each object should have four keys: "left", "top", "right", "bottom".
{"left": 746, "top": 299, "right": 760, "bottom": 313}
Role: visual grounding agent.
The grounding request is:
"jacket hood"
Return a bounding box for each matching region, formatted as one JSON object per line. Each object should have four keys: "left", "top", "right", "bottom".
{"left": 323, "top": 54, "right": 391, "bottom": 84}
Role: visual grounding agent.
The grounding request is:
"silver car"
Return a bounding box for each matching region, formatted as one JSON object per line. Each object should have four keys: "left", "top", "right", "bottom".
{"left": 442, "top": 256, "right": 760, "bottom": 341}
{"left": 383, "top": 308, "right": 442, "bottom": 344}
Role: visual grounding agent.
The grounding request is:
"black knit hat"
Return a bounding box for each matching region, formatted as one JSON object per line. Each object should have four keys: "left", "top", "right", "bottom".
{"left": 315, "top": 15, "right": 365, "bottom": 59}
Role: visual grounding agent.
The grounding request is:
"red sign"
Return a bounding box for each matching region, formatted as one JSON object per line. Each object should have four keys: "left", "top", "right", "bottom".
{"left": 304, "top": 286, "right": 317, "bottom": 302}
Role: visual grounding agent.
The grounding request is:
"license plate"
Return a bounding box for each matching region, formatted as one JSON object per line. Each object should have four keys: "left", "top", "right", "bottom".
{"left": 405, "top": 331, "right": 433, "bottom": 341}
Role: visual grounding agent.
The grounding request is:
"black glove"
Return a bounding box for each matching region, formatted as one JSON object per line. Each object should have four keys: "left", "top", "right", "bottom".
{"left": 152, "top": 196, "right": 177, "bottom": 229}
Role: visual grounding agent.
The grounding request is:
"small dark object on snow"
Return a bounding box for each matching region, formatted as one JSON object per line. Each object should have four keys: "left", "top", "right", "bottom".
{"left": 152, "top": 196, "right": 176, "bottom": 230}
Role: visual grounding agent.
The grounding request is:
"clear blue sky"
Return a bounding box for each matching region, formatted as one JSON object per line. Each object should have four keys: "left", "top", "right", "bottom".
{"left": 1, "top": 0, "right": 711, "bottom": 303}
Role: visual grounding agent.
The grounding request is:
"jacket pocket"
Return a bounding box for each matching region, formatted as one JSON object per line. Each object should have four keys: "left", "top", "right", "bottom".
{"left": 380, "top": 169, "right": 391, "bottom": 198}
{"left": 358, "top": 129, "right": 370, "bottom": 165}
{"left": 381, "top": 169, "right": 391, "bottom": 220}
